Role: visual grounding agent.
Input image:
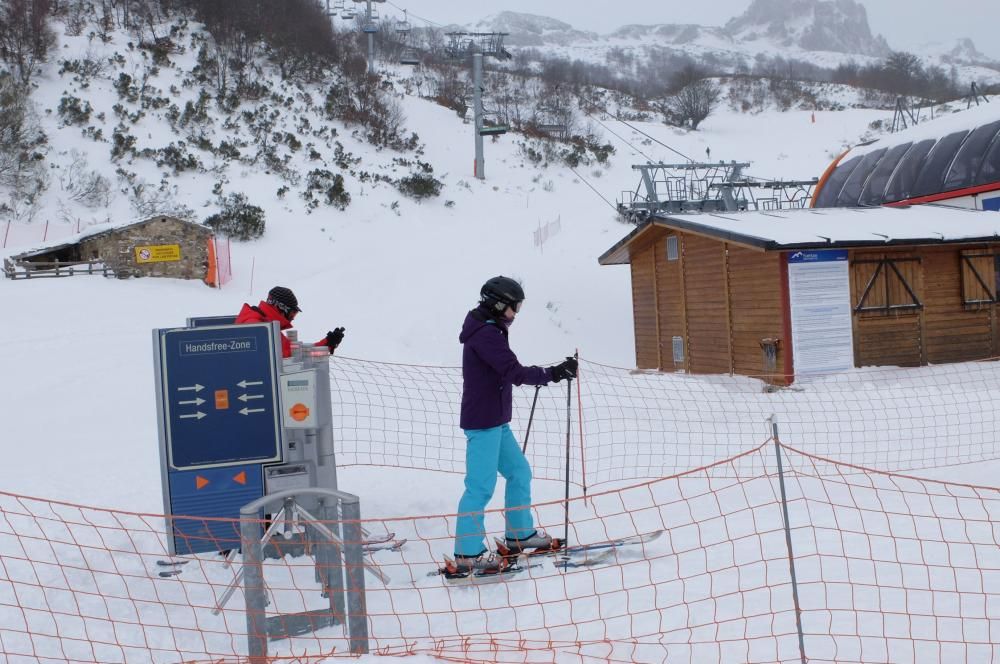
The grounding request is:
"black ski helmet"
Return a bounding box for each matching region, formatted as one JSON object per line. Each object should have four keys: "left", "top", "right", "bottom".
{"left": 267, "top": 286, "right": 301, "bottom": 318}
{"left": 480, "top": 276, "right": 524, "bottom": 314}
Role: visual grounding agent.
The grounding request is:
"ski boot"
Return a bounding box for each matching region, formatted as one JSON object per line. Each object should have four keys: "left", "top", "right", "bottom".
{"left": 442, "top": 551, "right": 508, "bottom": 579}
{"left": 496, "top": 530, "right": 561, "bottom": 559}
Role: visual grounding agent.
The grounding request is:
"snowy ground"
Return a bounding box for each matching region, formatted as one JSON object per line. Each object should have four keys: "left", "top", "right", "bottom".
{"left": 3, "top": 16, "right": 999, "bottom": 664}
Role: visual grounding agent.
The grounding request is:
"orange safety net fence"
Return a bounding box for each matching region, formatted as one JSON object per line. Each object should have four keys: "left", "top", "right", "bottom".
{"left": 2, "top": 442, "right": 1000, "bottom": 662}
{"left": 330, "top": 355, "right": 1000, "bottom": 485}
{"left": 3, "top": 356, "right": 1000, "bottom": 662}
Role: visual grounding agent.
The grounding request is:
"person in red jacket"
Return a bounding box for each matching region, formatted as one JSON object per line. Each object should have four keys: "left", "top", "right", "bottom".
{"left": 235, "top": 286, "right": 345, "bottom": 358}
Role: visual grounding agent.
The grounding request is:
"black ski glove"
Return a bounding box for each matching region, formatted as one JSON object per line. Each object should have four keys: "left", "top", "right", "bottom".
{"left": 326, "top": 327, "right": 345, "bottom": 353}
{"left": 549, "top": 356, "right": 578, "bottom": 383}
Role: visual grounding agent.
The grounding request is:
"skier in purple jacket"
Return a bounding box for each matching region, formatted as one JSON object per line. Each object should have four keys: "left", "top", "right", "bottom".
{"left": 449, "top": 276, "right": 577, "bottom": 575}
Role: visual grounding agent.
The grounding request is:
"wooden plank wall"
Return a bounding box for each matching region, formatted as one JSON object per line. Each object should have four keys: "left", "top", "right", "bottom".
{"left": 656, "top": 234, "right": 685, "bottom": 370}
{"left": 626, "top": 233, "right": 1000, "bottom": 377}
{"left": 849, "top": 246, "right": 999, "bottom": 368}
{"left": 921, "top": 247, "right": 993, "bottom": 363}
{"left": 727, "top": 247, "right": 786, "bottom": 378}
{"left": 850, "top": 250, "right": 923, "bottom": 367}
{"left": 630, "top": 243, "right": 659, "bottom": 369}
{"left": 679, "top": 234, "right": 730, "bottom": 374}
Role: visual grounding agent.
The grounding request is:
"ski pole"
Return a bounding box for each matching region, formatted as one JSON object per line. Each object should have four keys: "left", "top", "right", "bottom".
{"left": 563, "top": 375, "right": 572, "bottom": 548}
{"left": 521, "top": 385, "right": 541, "bottom": 454}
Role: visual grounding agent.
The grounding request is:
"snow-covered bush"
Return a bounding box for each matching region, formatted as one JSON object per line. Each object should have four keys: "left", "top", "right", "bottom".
{"left": 204, "top": 193, "right": 266, "bottom": 240}
{"left": 302, "top": 169, "right": 349, "bottom": 210}
{"left": 113, "top": 73, "right": 139, "bottom": 102}
{"left": 58, "top": 94, "right": 93, "bottom": 126}
{"left": 396, "top": 173, "right": 442, "bottom": 201}
{"left": 154, "top": 142, "right": 201, "bottom": 173}
{"left": 110, "top": 125, "right": 136, "bottom": 161}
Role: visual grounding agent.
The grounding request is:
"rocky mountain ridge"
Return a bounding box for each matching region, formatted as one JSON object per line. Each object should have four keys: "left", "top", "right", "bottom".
{"left": 456, "top": 1, "right": 996, "bottom": 75}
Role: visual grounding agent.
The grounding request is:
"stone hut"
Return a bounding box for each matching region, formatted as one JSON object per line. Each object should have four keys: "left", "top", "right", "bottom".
{"left": 9, "top": 215, "right": 218, "bottom": 284}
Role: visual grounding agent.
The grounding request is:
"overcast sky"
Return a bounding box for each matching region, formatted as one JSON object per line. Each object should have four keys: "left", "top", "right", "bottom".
{"left": 393, "top": 0, "right": 1000, "bottom": 60}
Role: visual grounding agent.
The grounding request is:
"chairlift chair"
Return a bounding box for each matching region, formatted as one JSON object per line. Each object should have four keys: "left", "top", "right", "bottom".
{"left": 396, "top": 10, "right": 411, "bottom": 34}
{"left": 400, "top": 48, "right": 420, "bottom": 66}
{"left": 479, "top": 110, "right": 508, "bottom": 136}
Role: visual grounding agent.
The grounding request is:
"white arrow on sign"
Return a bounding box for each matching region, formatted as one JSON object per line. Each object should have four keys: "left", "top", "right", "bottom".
{"left": 238, "top": 380, "right": 263, "bottom": 388}
{"left": 238, "top": 393, "right": 264, "bottom": 403}
{"left": 180, "top": 411, "right": 207, "bottom": 420}
{"left": 178, "top": 384, "right": 205, "bottom": 393}
{"left": 240, "top": 407, "right": 266, "bottom": 416}
{"left": 179, "top": 397, "right": 206, "bottom": 406}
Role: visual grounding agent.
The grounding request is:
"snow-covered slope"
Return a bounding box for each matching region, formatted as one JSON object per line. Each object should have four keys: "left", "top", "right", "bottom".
{"left": 0, "top": 15, "right": 895, "bottom": 508}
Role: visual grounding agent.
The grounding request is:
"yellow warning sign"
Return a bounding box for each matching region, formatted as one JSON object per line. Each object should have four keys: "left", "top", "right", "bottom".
{"left": 135, "top": 244, "right": 181, "bottom": 264}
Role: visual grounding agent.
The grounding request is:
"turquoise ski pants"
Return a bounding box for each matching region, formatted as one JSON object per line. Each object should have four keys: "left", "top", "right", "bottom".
{"left": 454, "top": 423, "right": 535, "bottom": 556}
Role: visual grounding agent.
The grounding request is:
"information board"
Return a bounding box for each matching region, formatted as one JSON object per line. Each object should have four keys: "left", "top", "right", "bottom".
{"left": 788, "top": 249, "right": 855, "bottom": 375}
{"left": 158, "top": 323, "right": 283, "bottom": 470}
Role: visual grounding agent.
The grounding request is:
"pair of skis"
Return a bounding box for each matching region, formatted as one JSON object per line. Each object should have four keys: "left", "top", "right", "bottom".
{"left": 153, "top": 532, "right": 406, "bottom": 578}
{"left": 432, "top": 530, "right": 664, "bottom": 584}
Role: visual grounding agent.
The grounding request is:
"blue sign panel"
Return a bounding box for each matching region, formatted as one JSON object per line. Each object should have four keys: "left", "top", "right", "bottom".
{"left": 159, "top": 324, "right": 283, "bottom": 470}
{"left": 168, "top": 464, "right": 263, "bottom": 554}
{"left": 187, "top": 315, "right": 238, "bottom": 328}
{"left": 788, "top": 249, "right": 849, "bottom": 264}
{"left": 983, "top": 197, "right": 1000, "bottom": 212}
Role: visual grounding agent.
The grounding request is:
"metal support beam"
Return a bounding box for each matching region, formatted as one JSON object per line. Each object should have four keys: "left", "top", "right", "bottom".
{"left": 473, "top": 53, "right": 484, "bottom": 180}
{"left": 236, "top": 488, "right": 373, "bottom": 660}
{"left": 769, "top": 416, "right": 807, "bottom": 664}
{"left": 365, "top": 0, "right": 374, "bottom": 74}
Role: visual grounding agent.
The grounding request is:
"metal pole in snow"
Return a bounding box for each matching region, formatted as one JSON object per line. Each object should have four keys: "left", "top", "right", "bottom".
{"left": 770, "top": 415, "right": 807, "bottom": 664}
{"left": 521, "top": 385, "right": 541, "bottom": 455}
{"left": 2, "top": 221, "right": 9, "bottom": 249}
{"left": 563, "top": 377, "right": 572, "bottom": 547}
{"left": 43, "top": 220, "right": 49, "bottom": 242}
{"left": 249, "top": 256, "right": 256, "bottom": 296}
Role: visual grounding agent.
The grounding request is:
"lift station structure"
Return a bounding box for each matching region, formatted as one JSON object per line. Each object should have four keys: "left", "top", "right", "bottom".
{"left": 618, "top": 161, "right": 819, "bottom": 222}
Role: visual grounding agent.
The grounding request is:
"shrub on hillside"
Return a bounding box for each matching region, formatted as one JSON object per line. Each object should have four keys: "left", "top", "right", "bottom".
{"left": 302, "top": 169, "right": 350, "bottom": 210}
{"left": 57, "top": 95, "right": 92, "bottom": 126}
{"left": 110, "top": 126, "right": 136, "bottom": 161}
{"left": 397, "top": 173, "right": 442, "bottom": 201}
{"left": 113, "top": 73, "right": 139, "bottom": 102}
{"left": 204, "top": 193, "right": 266, "bottom": 240}
{"left": 155, "top": 142, "right": 201, "bottom": 173}
{"left": 323, "top": 79, "right": 412, "bottom": 149}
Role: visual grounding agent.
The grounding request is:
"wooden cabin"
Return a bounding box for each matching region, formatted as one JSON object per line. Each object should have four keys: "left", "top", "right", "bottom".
{"left": 599, "top": 206, "right": 1000, "bottom": 384}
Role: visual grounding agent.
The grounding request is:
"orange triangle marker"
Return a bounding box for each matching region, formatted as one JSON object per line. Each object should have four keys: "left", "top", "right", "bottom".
{"left": 233, "top": 471, "right": 247, "bottom": 485}
{"left": 195, "top": 476, "right": 209, "bottom": 490}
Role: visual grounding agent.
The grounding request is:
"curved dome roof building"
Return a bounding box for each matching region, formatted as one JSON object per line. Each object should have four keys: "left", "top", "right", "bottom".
{"left": 813, "top": 104, "right": 1000, "bottom": 211}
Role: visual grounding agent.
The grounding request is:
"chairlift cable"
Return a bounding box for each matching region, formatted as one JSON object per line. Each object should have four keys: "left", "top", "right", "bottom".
{"left": 584, "top": 112, "right": 655, "bottom": 162}
{"left": 566, "top": 165, "right": 619, "bottom": 213}
{"left": 610, "top": 113, "right": 694, "bottom": 163}
{"left": 384, "top": 0, "right": 447, "bottom": 28}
